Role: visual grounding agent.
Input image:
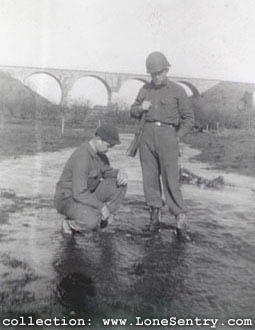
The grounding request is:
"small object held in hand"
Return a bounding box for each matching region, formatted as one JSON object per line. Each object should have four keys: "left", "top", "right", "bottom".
{"left": 142, "top": 100, "right": 152, "bottom": 111}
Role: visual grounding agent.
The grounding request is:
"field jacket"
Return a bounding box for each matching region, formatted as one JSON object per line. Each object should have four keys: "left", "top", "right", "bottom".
{"left": 130, "top": 80, "right": 194, "bottom": 138}
{"left": 55, "top": 142, "right": 118, "bottom": 210}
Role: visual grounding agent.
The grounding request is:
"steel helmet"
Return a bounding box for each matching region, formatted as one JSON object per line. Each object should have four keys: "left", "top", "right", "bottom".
{"left": 146, "top": 51, "right": 171, "bottom": 74}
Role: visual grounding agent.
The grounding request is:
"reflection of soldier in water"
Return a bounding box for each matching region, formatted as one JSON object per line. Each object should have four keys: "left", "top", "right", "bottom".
{"left": 54, "top": 226, "right": 147, "bottom": 318}
{"left": 54, "top": 233, "right": 102, "bottom": 315}
{"left": 141, "top": 237, "right": 187, "bottom": 317}
{"left": 54, "top": 125, "right": 128, "bottom": 234}
{"left": 54, "top": 204, "right": 186, "bottom": 319}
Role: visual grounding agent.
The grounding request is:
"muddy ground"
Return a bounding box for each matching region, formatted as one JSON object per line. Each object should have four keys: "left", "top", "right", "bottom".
{"left": 0, "top": 134, "right": 255, "bottom": 330}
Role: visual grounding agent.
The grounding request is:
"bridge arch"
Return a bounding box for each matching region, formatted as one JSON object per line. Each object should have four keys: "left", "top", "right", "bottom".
{"left": 115, "top": 78, "right": 147, "bottom": 107}
{"left": 77, "top": 74, "right": 111, "bottom": 105}
{"left": 67, "top": 75, "right": 110, "bottom": 107}
{"left": 177, "top": 80, "right": 200, "bottom": 97}
{"left": 24, "top": 71, "right": 63, "bottom": 104}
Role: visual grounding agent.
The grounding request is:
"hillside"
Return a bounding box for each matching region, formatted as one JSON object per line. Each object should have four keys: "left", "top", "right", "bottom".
{"left": 0, "top": 71, "right": 60, "bottom": 122}
{"left": 195, "top": 81, "right": 255, "bottom": 128}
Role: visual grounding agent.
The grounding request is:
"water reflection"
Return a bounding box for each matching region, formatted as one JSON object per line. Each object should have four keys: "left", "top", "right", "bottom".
{"left": 1, "top": 190, "right": 255, "bottom": 325}
{"left": 51, "top": 191, "right": 255, "bottom": 325}
{"left": 54, "top": 233, "right": 101, "bottom": 317}
{"left": 53, "top": 204, "right": 190, "bottom": 323}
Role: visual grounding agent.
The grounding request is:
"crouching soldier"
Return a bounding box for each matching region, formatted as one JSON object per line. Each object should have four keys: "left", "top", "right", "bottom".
{"left": 54, "top": 124, "right": 128, "bottom": 234}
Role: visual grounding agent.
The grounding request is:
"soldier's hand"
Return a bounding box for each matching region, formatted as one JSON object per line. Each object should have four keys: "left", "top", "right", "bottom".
{"left": 117, "top": 169, "right": 128, "bottom": 186}
{"left": 101, "top": 205, "right": 110, "bottom": 221}
{"left": 142, "top": 101, "right": 151, "bottom": 111}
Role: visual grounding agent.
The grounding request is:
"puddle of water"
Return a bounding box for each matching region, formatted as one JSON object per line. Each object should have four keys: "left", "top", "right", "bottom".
{"left": 0, "top": 134, "right": 255, "bottom": 328}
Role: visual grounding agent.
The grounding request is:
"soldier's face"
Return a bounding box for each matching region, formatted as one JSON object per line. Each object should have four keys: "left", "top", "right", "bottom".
{"left": 151, "top": 68, "right": 168, "bottom": 86}
{"left": 95, "top": 138, "right": 113, "bottom": 153}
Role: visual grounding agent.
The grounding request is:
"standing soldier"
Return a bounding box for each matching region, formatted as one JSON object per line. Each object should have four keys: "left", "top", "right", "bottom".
{"left": 130, "top": 51, "right": 194, "bottom": 239}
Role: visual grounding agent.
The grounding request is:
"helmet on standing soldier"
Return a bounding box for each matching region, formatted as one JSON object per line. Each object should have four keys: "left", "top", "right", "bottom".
{"left": 145, "top": 51, "right": 171, "bottom": 74}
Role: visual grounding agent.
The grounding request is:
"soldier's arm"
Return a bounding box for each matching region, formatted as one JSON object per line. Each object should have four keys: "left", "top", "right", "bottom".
{"left": 130, "top": 86, "right": 147, "bottom": 119}
{"left": 176, "top": 87, "right": 194, "bottom": 138}
{"left": 72, "top": 158, "right": 103, "bottom": 209}
{"left": 99, "top": 154, "right": 127, "bottom": 186}
{"left": 97, "top": 153, "right": 118, "bottom": 178}
{"left": 103, "top": 168, "right": 119, "bottom": 178}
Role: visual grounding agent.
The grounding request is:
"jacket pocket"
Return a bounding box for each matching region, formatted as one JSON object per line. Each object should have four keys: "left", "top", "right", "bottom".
{"left": 87, "top": 170, "right": 101, "bottom": 192}
{"left": 160, "top": 97, "right": 178, "bottom": 119}
{"left": 160, "top": 96, "right": 177, "bottom": 107}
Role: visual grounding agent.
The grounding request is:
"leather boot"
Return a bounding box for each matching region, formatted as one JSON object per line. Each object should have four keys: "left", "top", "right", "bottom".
{"left": 149, "top": 207, "right": 161, "bottom": 233}
{"left": 175, "top": 213, "right": 190, "bottom": 241}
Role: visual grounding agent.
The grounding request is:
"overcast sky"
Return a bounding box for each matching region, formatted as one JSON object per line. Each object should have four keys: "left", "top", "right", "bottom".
{"left": 0, "top": 0, "right": 255, "bottom": 83}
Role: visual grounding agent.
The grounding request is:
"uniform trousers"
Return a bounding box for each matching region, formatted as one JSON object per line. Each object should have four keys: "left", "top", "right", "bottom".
{"left": 54, "top": 178, "right": 127, "bottom": 231}
{"left": 139, "top": 122, "right": 187, "bottom": 216}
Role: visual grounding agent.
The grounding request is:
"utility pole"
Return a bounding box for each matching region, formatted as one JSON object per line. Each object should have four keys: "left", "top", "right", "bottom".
{"left": 247, "top": 92, "right": 253, "bottom": 130}
{"left": 239, "top": 91, "right": 253, "bottom": 130}
{"left": 0, "top": 92, "right": 4, "bottom": 130}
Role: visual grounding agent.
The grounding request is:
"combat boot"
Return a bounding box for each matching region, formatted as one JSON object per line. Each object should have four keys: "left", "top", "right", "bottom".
{"left": 175, "top": 213, "right": 190, "bottom": 241}
{"left": 149, "top": 207, "right": 161, "bottom": 233}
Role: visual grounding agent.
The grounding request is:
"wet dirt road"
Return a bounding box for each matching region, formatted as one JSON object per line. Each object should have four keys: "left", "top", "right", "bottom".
{"left": 0, "top": 134, "right": 255, "bottom": 329}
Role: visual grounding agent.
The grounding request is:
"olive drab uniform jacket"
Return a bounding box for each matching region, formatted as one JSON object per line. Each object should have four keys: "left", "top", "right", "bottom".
{"left": 55, "top": 142, "right": 118, "bottom": 211}
{"left": 130, "top": 80, "right": 194, "bottom": 137}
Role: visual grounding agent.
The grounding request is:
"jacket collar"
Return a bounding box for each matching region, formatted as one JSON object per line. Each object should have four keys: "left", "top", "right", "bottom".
{"left": 150, "top": 79, "right": 168, "bottom": 89}
{"left": 85, "top": 141, "right": 97, "bottom": 159}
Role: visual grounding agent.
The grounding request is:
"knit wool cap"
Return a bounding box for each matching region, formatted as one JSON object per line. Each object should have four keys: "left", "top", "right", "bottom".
{"left": 95, "top": 125, "right": 121, "bottom": 145}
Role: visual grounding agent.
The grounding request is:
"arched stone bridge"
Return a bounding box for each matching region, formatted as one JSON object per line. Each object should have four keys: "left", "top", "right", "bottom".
{"left": 0, "top": 65, "right": 219, "bottom": 105}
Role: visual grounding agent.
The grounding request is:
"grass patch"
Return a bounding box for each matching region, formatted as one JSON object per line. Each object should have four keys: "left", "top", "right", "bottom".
{"left": 0, "top": 121, "right": 93, "bottom": 160}
{"left": 183, "top": 129, "right": 255, "bottom": 177}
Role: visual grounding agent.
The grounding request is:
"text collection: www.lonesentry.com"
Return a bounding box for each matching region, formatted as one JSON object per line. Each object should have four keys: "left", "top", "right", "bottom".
{"left": 1, "top": 316, "right": 255, "bottom": 328}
